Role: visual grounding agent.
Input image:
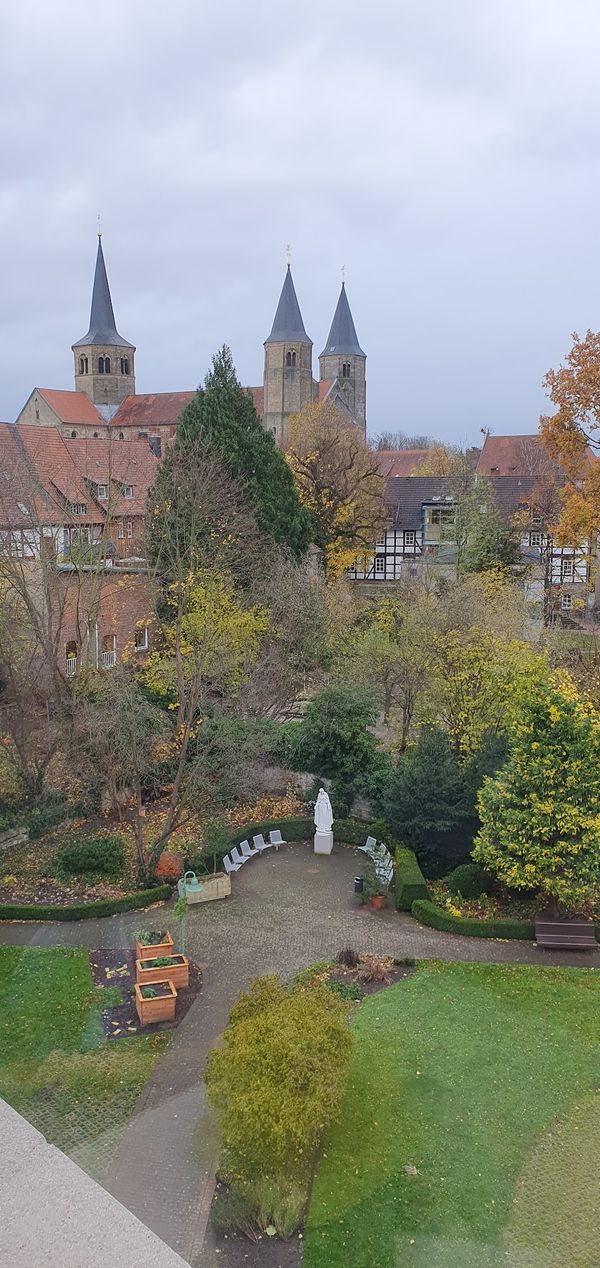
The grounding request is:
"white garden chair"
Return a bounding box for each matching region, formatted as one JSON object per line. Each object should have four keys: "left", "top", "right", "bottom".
{"left": 223, "top": 853, "right": 241, "bottom": 875}
{"left": 252, "top": 833, "right": 274, "bottom": 853}
{"left": 358, "top": 836, "right": 377, "bottom": 855}
{"left": 240, "top": 839, "right": 260, "bottom": 860}
{"left": 230, "top": 845, "right": 247, "bottom": 867}
{"left": 268, "top": 830, "right": 286, "bottom": 849}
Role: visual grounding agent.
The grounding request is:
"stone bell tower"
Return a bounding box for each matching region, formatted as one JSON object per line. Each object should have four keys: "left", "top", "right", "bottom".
{"left": 319, "top": 282, "right": 366, "bottom": 436}
{"left": 263, "top": 265, "right": 314, "bottom": 446}
{"left": 72, "top": 235, "right": 136, "bottom": 420}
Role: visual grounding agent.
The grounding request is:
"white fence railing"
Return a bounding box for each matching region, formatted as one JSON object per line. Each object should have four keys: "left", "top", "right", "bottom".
{"left": 100, "top": 650, "right": 116, "bottom": 669}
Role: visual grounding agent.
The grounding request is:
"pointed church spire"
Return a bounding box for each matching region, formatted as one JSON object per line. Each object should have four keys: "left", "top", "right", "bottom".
{"left": 320, "top": 282, "right": 365, "bottom": 357}
{"left": 73, "top": 236, "right": 134, "bottom": 349}
{"left": 264, "top": 265, "right": 311, "bottom": 345}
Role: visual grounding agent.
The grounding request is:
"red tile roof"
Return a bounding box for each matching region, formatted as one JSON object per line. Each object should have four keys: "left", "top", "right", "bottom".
{"left": 63, "top": 436, "right": 159, "bottom": 515}
{"left": 476, "top": 433, "right": 597, "bottom": 478}
{"left": 247, "top": 386, "right": 264, "bottom": 416}
{"left": 374, "top": 448, "right": 435, "bottom": 478}
{"left": 112, "top": 392, "right": 195, "bottom": 430}
{"left": 318, "top": 378, "right": 336, "bottom": 402}
{"left": 37, "top": 389, "right": 105, "bottom": 426}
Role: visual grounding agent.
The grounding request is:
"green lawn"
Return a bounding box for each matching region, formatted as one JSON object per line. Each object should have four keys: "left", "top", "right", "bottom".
{"left": 303, "top": 961, "right": 600, "bottom": 1268}
{"left": 0, "top": 946, "right": 168, "bottom": 1178}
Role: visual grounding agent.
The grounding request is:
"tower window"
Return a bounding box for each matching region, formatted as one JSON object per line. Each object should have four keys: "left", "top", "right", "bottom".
{"left": 341, "top": 362, "right": 351, "bottom": 378}
{"left": 98, "top": 355, "right": 111, "bottom": 374}
{"left": 79, "top": 355, "right": 88, "bottom": 374}
{"left": 104, "top": 356, "right": 110, "bottom": 374}
{"left": 120, "top": 357, "right": 130, "bottom": 375}
{"left": 286, "top": 350, "right": 296, "bottom": 367}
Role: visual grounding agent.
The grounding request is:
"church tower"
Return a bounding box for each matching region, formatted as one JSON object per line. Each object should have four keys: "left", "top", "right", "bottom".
{"left": 319, "top": 283, "right": 366, "bottom": 435}
{"left": 263, "top": 265, "right": 314, "bottom": 446}
{"left": 72, "top": 236, "right": 135, "bottom": 419}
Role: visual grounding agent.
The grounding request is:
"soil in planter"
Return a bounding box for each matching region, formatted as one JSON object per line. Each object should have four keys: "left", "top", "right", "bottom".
{"left": 90, "top": 948, "right": 203, "bottom": 1038}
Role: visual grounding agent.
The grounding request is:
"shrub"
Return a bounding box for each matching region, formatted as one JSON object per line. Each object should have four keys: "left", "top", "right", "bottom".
{"left": 154, "top": 851, "right": 184, "bottom": 882}
{"left": 297, "top": 684, "right": 379, "bottom": 788}
{"left": 211, "top": 1186, "right": 260, "bottom": 1241}
{"left": 383, "top": 727, "right": 474, "bottom": 876}
{"left": 357, "top": 955, "right": 394, "bottom": 983}
{"left": 0, "top": 884, "right": 171, "bottom": 921}
{"left": 336, "top": 947, "right": 360, "bottom": 968}
{"left": 205, "top": 975, "right": 352, "bottom": 1185}
{"left": 252, "top": 1175, "right": 308, "bottom": 1240}
{"left": 327, "top": 979, "right": 364, "bottom": 1002}
{"left": 444, "top": 862, "right": 489, "bottom": 899}
{"left": 395, "top": 847, "right": 429, "bottom": 911}
{"left": 411, "top": 898, "right": 535, "bottom": 940}
{"left": 52, "top": 833, "right": 125, "bottom": 881}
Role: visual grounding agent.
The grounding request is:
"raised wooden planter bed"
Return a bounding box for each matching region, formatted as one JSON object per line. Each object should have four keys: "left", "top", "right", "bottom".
{"left": 185, "top": 872, "right": 231, "bottom": 903}
{"left": 134, "top": 980, "right": 177, "bottom": 1025}
{"left": 136, "top": 954, "right": 190, "bottom": 988}
{"left": 134, "top": 931, "right": 174, "bottom": 961}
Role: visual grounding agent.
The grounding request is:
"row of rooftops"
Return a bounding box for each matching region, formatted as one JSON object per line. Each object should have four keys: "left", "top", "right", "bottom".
{"left": 0, "top": 424, "right": 158, "bottom": 529}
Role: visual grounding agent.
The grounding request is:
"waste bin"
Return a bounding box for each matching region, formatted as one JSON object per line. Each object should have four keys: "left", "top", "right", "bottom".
{"left": 354, "top": 875, "right": 364, "bottom": 895}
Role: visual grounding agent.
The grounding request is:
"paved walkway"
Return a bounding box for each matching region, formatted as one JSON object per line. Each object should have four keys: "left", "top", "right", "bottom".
{"left": 2, "top": 841, "right": 598, "bottom": 1265}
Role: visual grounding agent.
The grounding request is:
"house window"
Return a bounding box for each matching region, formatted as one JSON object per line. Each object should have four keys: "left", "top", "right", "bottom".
{"left": 126, "top": 519, "right": 133, "bottom": 538}
{"left": 68, "top": 502, "right": 87, "bottom": 515}
{"left": 561, "top": 593, "right": 573, "bottom": 611}
{"left": 124, "top": 485, "right": 133, "bottom": 499}
{"left": 101, "top": 634, "right": 116, "bottom": 669}
{"left": 561, "top": 559, "right": 574, "bottom": 581}
{"left": 404, "top": 530, "right": 416, "bottom": 547}
{"left": 71, "top": 430, "right": 77, "bottom": 439}
{"left": 65, "top": 640, "right": 78, "bottom": 677}
{"left": 134, "top": 626, "right": 149, "bottom": 651}
{"left": 118, "top": 432, "right": 124, "bottom": 440}
{"left": 16, "top": 501, "right": 28, "bottom": 515}
{"left": 35, "top": 409, "right": 40, "bottom": 420}
{"left": 117, "top": 518, "right": 124, "bottom": 539}
{"left": 529, "top": 531, "right": 542, "bottom": 547}
{"left": 375, "top": 533, "right": 386, "bottom": 548}
{"left": 96, "top": 484, "right": 108, "bottom": 499}
{"left": 341, "top": 362, "right": 351, "bottom": 378}
{"left": 375, "top": 556, "right": 385, "bottom": 574}
{"left": 531, "top": 511, "right": 542, "bottom": 527}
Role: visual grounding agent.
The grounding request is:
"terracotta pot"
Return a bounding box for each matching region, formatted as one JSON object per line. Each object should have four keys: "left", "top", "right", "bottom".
{"left": 370, "top": 895, "right": 386, "bottom": 910}
{"left": 135, "top": 931, "right": 174, "bottom": 962}
{"left": 136, "top": 954, "right": 190, "bottom": 988}
{"left": 135, "top": 980, "right": 177, "bottom": 1025}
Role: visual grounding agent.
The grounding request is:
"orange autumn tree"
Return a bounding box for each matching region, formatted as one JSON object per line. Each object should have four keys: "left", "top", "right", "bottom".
{"left": 540, "top": 330, "right": 600, "bottom": 543}
{"left": 285, "top": 400, "right": 385, "bottom": 576}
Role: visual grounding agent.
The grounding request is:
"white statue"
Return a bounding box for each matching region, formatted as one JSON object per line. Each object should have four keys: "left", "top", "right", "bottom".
{"left": 314, "top": 788, "right": 333, "bottom": 833}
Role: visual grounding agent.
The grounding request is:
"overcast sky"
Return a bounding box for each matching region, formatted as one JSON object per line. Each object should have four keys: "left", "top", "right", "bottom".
{"left": 1, "top": 0, "right": 600, "bottom": 444}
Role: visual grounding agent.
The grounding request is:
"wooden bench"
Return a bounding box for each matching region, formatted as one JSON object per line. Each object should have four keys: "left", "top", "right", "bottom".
{"left": 534, "top": 917, "right": 597, "bottom": 951}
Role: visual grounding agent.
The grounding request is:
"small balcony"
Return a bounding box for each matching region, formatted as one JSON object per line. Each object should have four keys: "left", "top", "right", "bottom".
{"left": 65, "top": 656, "right": 78, "bottom": 678}
{"left": 100, "top": 649, "right": 117, "bottom": 669}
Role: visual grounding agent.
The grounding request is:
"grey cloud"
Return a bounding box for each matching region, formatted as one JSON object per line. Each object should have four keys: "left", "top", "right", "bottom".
{"left": 2, "top": 0, "right": 600, "bottom": 440}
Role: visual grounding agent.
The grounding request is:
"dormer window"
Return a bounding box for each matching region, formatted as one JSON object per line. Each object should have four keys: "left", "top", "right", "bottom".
{"left": 124, "top": 485, "right": 133, "bottom": 499}
{"left": 286, "top": 350, "right": 296, "bottom": 368}
{"left": 69, "top": 502, "right": 87, "bottom": 516}
{"left": 71, "top": 431, "right": 77, "bottom": 439}
{"left": 16, "top": 501, "right": 28, "bottom": 516}
{"left": 341, "top": 362, "right": 351, "bottom": 378}
{"left": 96, "top": 484, "right": 108, "bottom": 500}
{"left": 118, "top": 432, "right": 124, "bottom": 440}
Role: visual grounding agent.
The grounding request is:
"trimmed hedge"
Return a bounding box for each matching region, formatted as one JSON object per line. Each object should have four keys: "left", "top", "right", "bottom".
{"left": 411, "top": 898, "right": 535, "bottom": 940}
{"left": 395, "top": 848, "right": 429, "bottom": 911}
{"left": 0, "top": 884, "right": 172, "bottom": 923}
{"left": 444, "top": 862, "right": 489, "bottom": 899}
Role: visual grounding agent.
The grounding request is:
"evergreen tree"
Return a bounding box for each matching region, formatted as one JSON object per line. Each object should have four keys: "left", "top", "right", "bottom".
{"left": 383, "top": 726, "right": 470, "bottom": 875}
{"left": 473, "top": 672, "right": 600, "bottom": 910}
{"left": 178, "top": 346, "right": 311, "bottom": 560}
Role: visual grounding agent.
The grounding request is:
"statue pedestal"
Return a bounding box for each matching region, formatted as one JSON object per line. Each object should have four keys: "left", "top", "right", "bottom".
{"left": 314, "top": 830, "right": 333, "bottom": 855}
